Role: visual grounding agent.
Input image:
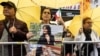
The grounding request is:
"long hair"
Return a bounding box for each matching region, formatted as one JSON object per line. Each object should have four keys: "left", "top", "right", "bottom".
{"left": 42, "top": 25, "right": 51, "bottom": 35}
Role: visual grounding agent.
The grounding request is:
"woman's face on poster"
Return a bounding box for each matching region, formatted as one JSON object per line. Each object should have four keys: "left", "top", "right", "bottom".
{"left": 43, "top": 27, "right": 48, "bottom": 34}
{"left": 42, "top": 9, "right": 51, "bottom": 21}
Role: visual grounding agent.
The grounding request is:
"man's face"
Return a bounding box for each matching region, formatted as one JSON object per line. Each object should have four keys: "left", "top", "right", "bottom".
{"left": 3, "top": 6, "right": 15, "bottom": 17}
{"left": 83, "top": 19, "right": 92, "bottom": 30}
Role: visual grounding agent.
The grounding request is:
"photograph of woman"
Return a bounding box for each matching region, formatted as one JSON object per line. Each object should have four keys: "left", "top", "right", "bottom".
{"left": 36, "top": 25, "right": 55, "bottom": 56}
{"left": 38, "top": 25, "right": 55, "bottom": 45}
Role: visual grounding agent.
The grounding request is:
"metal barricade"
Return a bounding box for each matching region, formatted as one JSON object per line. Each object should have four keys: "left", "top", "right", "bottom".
{"left": 0, "top": 42, "right": 28, "bottom": 56}
{"left": 63, "top": 41, "right": 100, "bottom": 56}
{"left": 1, "top": 41, "right": 100, "bottom": 56}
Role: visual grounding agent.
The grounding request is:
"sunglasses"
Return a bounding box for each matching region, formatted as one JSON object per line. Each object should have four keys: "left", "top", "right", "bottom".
{"left": 43, "top": 12, "right": 51, "bottom": 14}
{"left": 85, "top": 22, "right": 93, "bottom": 24}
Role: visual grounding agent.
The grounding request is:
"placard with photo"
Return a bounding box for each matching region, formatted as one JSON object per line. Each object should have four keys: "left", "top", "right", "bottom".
{"left": 27, "top": 24, "right": 63, "bottom": 56}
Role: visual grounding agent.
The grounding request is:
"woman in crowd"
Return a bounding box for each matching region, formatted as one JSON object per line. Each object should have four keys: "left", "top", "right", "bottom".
{"left": 26, "top": 7, "right": 64, "bottom": 39}
{"left": 40, "top": 7, "right": 64, "bottom": 25}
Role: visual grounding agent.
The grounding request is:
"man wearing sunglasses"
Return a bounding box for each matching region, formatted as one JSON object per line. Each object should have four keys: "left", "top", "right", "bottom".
{"left": 0, "top": 1, "right": 28, "bottom": 56}
{"left": 74, "top": 17, "right": 99, "bottom": 56}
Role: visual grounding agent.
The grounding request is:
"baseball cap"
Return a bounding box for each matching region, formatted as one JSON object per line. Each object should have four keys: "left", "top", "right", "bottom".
{"left": 0, "top": 1, "right": 17, "bottom": 11}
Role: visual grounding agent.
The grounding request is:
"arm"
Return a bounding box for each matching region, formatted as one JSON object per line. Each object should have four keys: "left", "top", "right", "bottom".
{"left": 74, "top": 28, "right": 83, "bottom": 41}
{"left": 14, "top": 23, "right": 28, "bottom": 40}
{"left": 73, "top": 32, "right": 83, "bottom": 53}
{"left": 57, "top": 17, "right": 64, "bottom": 25}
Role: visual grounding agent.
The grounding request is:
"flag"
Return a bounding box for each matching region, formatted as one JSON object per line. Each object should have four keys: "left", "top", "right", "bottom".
{"left": 55, "top": 9, "right": 62, "bottom": 21}
{"left": 50, "top": 9, "right": 62, "bottom": 25}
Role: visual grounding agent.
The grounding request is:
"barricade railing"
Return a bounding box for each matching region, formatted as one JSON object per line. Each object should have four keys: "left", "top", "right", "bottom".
{"left": 62, "top": 41, "right": 100, "bottom": 56}
{"left": 1, "top": 41, "right": 100, "bottom": 56}
{"left": 0, "top": 42, "right": 28, "bottom": 56}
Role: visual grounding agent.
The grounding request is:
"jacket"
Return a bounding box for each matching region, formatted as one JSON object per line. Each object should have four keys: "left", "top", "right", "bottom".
{"left": 0, "top": 18, "right": 28, "bottom": 56}
{"left": 74, "top": 30, "right": 99, "bottom": 56}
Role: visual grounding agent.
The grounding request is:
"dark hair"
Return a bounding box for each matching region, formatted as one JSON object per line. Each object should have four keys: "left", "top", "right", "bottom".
{"left": 83, "top": 17, "right": 91, "bottom": 24}
{"left": 42, "top": 25, "right": 51, "bottom": 35}
{"left": 1, "top": 1, "right": 17, "bottom": 12}
{"left": 40, "top": 7, "right": 52, "bottom": 20}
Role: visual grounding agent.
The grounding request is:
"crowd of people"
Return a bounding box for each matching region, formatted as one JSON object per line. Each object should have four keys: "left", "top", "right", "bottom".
{"left": 0, "top": 1, "right": 100, "bottom": 56}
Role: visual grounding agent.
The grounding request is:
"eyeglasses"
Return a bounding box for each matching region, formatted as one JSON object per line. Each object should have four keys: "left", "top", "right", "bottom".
{"left": 85, "top": 22, "right": 93, "bottom": 24}
{"left": 43, "top": 12, "right": 51, "bottom": 14}
{"left": 4, "top": 6, "right": 12, "bottom": 9}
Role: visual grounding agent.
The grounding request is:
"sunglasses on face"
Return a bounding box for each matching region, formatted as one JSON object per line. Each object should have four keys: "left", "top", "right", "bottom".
{"left": 85, "top": 22, "right": 93, "bottom": 24}
{"left": 4, "top": 6, "right": 13, "bottom": 9}
{"left": 43, "top": 11, "right": 51, "bottom": 14}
